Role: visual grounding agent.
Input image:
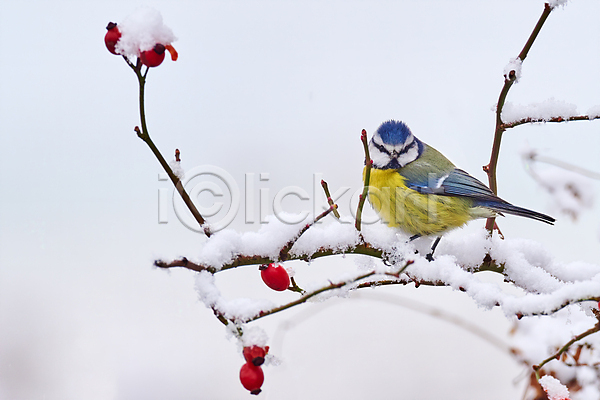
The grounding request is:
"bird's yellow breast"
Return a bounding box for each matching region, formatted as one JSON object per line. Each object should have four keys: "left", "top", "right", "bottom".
{"left": 365, "top": 167, "right": 477, "bottom": 236}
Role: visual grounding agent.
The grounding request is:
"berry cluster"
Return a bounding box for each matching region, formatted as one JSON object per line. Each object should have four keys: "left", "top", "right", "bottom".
{"left": 236, "top": 264, "right": 291, "bottom": 394}
{"left": 104, "top": 22, "right": 178, "bottom": 68}
{"left": 240, "top": 345, "right": 269, "bottom": 395}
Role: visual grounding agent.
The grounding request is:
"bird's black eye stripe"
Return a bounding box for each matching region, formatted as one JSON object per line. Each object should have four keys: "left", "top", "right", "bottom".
{"left": 398, "top": 139, "right": 416, "bottom": 155}
{"left": 372, "top": 140, "right": 391, "bottom": 155}
{"left": 372, "top": 138, "right": 414, "bottom": 155}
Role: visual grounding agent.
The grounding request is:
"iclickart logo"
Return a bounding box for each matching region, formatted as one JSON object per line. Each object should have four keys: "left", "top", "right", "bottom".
{"left": 157, "top": 165, "right": 389, "bottom": 232}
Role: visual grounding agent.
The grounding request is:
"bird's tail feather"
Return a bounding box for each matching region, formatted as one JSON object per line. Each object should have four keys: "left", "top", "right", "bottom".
{"left": 480, "top": 201, "right": 555, "bottom": 225}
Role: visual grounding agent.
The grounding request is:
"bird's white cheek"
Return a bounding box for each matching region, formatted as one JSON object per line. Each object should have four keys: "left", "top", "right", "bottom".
{"left": 397, "top": 146, "right": 419, "bottom": 167}
{"left": 369, "top": 146, "right": 390, "bottom": 168}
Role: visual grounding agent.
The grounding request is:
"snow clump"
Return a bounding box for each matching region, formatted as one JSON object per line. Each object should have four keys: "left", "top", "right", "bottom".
{"left": 115, "top": 7, "right": 176, "bottom": 57}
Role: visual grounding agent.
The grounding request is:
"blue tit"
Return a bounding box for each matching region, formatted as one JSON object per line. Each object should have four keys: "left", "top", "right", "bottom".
{"left": 364, "top": 120, "right": 554, "bottom": 244}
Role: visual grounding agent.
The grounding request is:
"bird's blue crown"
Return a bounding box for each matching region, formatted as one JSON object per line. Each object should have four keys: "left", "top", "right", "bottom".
{"left": 376, "top": 120, "right": 412, "bottom": 146}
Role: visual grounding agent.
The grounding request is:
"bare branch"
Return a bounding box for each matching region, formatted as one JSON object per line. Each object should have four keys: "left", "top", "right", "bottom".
{"left": 246, "top": 261, "right": 415, "bottom": 323}
{"left": 356, "top": 129, "right": 372, "bottom": 232}
{"left": 484, "top": 3, "right": 554, "bottom": 232}
{"left": 129, "top": 58, "right": 211, "bottom": 237}
{"left": 533, "top": 320, "right": 600, "bottom": 379}
{"left": 321, "top": 179, "right": 341, "bottom": 219}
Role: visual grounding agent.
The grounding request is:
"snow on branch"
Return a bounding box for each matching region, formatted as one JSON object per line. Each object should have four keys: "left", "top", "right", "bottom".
{"left": 110, "top": 3, "right": 600, "bottom": 396}
{"left": 160, "top": 222, "right": 600, "bottom": 319}
{"left": 502, "top": 98, "right": 578, "bottom": 124}
{"left": 500, "top": 98, "right": 600, "bottom": 129}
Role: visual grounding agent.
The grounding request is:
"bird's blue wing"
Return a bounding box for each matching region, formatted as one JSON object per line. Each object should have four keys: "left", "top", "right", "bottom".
{"left": 408, "top": 168, "right": 503, "bottom": 203}
{"left": 438, "top": 169, "right": 501, "bottom": 202}
{"left": 403, "top": 165, "right": 556, "bottom": 224}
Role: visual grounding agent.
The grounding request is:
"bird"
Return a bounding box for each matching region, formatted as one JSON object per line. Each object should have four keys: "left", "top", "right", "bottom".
{"left": 364, "top": 120, "right": 554, "bottom": 259}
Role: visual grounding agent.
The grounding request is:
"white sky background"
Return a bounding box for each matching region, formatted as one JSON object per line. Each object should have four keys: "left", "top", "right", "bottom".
{"left": 1, "top": 0, "right": 599, "bottom": 399}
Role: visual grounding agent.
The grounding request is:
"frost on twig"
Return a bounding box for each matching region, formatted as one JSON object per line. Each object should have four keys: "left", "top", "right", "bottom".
{"left": 503, "top": 57, "right": 523, "bottom": 82}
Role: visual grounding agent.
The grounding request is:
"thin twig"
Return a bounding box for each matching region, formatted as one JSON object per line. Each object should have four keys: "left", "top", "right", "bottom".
{"left": 321, "top": 179, "right": 341, "bottom": 219}
{"left": 248, "top": 271, "right": 376, "bottom": 322}
{"left": 279, "top": 204, "right": 338, "bottom": 261}
{"left": 127, "top": 58, "right": 211, "bottom": 237}
{"left": 155, "top": 254, "right": 273, "bottom": 273}
{"left": 484, "top": 3, "right": 553, "bottom": 232}
{"left": 246, "top": 259, "right": 417, "bottom": 323}
{"left": 288, "top": 277, "right": 305, "bottom": 294}
{"left": 356, "top": 129, "right": 372, "bottom": 232}
{"left": 533, "top": 321, "right": 600, "bottom": 379}
{"left": 154, "top": 257, "right": 218, "bottom": 274}
{"left": 502, "top": 114, "right": 600, "bottom": 130}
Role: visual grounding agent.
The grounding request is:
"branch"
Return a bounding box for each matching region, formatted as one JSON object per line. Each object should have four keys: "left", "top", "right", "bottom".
{"left": 518, "top": 3, "right": 553, "bottom": 62}
{"left": 533, "top": 319, "right": 600, "bottom": 379}
{"left": 321, "top": 179, "right": 341, "bottom": 219}
{"left": 356, "top": 129, "right": 372, "bottom": 232}
{"left": 514, "top": 297, "right": 600, "bottom": 319}
{"left": 501, "top": 114, "right": 600, "bottom": 130}
{"left": 127, "top": 58, "right": 211, "bottom": 237}
{"left": 279, "top": 204, "right": 338, "bottom": 261}
{"left": 156, "top": 241, "right": 504, "bottom": 278}
{"left": 154, "top": 257, "right": 218, "bottom": 274}
{"left": 246, "top": 261, "right": 415, "bottom": 323}
{"left": 484, "top": 3, "right": 554, "bottom": 232}
{"left": 248, "top": 271, "right": 378, "bottom": 322}
{"left": 155, "top": 241, "right": 385, "bottom": 274}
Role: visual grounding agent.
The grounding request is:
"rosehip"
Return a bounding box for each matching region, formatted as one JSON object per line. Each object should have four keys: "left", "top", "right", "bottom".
{"left": 260, "top": 263, "right": 290, "bottom": 291}
{"left": 243, "top": 345, "right": 269, "bottom": 366}
{"left": 240, "top": 363, "right": 264, "bottom": 395}
{"left": 140, "top": 44, "right": 166, "bottom": 67}
{"left": 104, "top": 22, "right": 121, "bottom": 55}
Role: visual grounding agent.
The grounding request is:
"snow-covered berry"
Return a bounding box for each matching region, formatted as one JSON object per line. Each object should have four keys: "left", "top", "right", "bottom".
{"left": 243, "top": 345, "right": 269, "bottom": 366}
{"left": 140, "top": 44, "right": 166, "bottom": 67}
{"left": 104, "top": 22, "right": 121, "bottom": 55}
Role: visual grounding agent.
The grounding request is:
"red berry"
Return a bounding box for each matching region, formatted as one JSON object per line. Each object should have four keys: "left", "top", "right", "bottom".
{"left": 140, "top": 44, "right": 166, "bottom": 67}
{"left": 240, "top": 363, "right": 264, "bottom": 395}
{"left": 260, "top": 263, "right": 290, "bottom": 291}
{"left": 105, "top": 22, "right": 121, "bottom": 55}
{"left": 243, "top": 345, "right": 269, "bottom": 366}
